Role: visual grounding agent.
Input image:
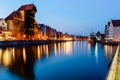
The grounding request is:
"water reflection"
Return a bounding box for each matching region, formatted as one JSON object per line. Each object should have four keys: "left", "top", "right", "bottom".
{"left": 104, "top": 45, "right": 117, "bottom": 64}
{"left": 0, "top": 41, "right": 117, "bottom": 80}
{"left": 0, "top": 42, "right": 74, "bottom": 79}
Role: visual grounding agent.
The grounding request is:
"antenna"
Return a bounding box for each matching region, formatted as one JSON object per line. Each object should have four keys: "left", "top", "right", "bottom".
{"left": 32, "top": 0, "right": 34, "bottom": 4}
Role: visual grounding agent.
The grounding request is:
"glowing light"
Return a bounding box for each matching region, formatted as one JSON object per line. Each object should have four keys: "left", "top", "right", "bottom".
{"left": 58, "top": 43, "right": 60, "bottom": 54}
{"left": 95, "top": 43, "right": 98, "bottom": 64}
{"left": 37, "top": 46, "right": 41, "bottom": 59}
{"left": 12, "top": 48, "right": 15, "bottom": 61}
{"left": 88, "top": 43, "right": 91, "bottom": 54}
{"left": 104, "top": 45, "right": 113, "bottom": 59}
{"left": 45, "top": 45, "right": 49, "bottom": 58}
{"left": 3, "top": 48, "right": 11, "bottom": 66}
{"left": 54, "top": 43, "right": 57, "bottom": 55}
{"left": 23, "top": 48, "right": 26, "bottom": 64}
{"left": 64, "top": 42, "right": 72, "bottom": 55}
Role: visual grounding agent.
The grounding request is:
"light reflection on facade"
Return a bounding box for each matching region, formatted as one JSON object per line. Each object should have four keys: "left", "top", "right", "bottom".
{"left": 23, "top": 47, "right": 26, "bottom": 64}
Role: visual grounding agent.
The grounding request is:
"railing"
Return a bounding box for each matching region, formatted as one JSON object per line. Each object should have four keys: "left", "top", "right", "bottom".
{"left": 106, "top": 45, "right": 119, "bottom": 80}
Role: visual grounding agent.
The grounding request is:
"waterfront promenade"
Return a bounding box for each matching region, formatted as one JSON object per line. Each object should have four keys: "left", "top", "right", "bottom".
{"left": 106, "top": 45, "right": 120, "bottom": 80}
{"left": 115, "top": 53, "right": 120, "bottom": 80}
{"left": 0, "top": 40, "right": 71, "bottom": 47}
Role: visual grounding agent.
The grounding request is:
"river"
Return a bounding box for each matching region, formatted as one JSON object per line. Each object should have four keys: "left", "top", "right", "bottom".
{"left": 0, "top": 41, "right": 117, "bottom": 80}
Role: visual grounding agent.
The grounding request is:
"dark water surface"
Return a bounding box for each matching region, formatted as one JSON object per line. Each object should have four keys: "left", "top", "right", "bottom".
{"left": 0, "top": 41, "right": 117, "bottom": 80}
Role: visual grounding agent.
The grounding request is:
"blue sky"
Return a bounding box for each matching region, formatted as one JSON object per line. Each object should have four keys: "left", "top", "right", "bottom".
{"left": 0, "top": 0, "right": 120, "bottom": 35}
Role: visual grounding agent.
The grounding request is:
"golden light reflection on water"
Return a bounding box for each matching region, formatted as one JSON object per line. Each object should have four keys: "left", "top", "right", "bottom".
{"left": 37, "top": 46, "right": 41, "bottom": 59}
{"left": 104, "top": 45, "right": 113, "bottom": 59}
{"left": 58, "top": 43, "right": 60, "bottom": 54}
{"left": 12, "top": 48, "right": 15, "bottom": 61}
{"left": 45, "top": 45, "right": 49, "bottom": 58}
{"left": 23, "top": 47, "right": 26, "bottom": 64}
{"left": 3, "top": 48, "right": 12, "bottom": 66}
{"left": 63, "top": 42, "right": 73, "bottom": 55}
{"left": 54, "top": 43, "right": 57, "bottom": 55}
{"left": 0, "top": 42, "right": 74, "bottom": 67}
{"left": 87, "top": 43, "right": 91, "bottom": 55}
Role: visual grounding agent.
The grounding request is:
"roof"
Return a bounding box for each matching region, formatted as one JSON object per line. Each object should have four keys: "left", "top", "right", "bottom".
{"left": 18, "top": 4, "right": 37, "bottom": 11}
{"left": 108, "top": 22, "right": 110, "bottom": 26}
{"left": 112, "top": 20, "right": 120, "bottom": 27}
{"left": 5, "top": 11, "right": 22, "bottom": 21}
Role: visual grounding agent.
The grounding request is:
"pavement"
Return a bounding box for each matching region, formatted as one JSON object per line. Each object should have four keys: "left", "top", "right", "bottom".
{"left": 115, "top": 52, "right": 120, "bottom": 80}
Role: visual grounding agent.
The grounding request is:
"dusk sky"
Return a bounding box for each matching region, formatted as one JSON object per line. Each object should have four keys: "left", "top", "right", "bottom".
{"left": 0, "top": 0, "right": 120, "bottom": 35}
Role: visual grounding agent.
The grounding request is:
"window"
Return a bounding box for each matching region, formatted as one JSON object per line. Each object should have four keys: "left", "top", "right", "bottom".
{"left": 2, "top": 22, "right": 4, "bottom": 25}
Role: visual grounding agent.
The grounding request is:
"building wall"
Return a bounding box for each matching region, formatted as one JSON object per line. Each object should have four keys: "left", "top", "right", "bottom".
{"left": 109, "top": 22, "right": 113, "bottom": 40}
{"left": 108, "top": 21, "right": 120, "bottom": 42}
{"left": 113, "top": 27, "right": 120, "bottom": 41}
{"left": 0, "top": 19, "right": 7, "bottom": 31}
{"left": 34, "top": 24, "right": 39, "bottom": 40}
{"left": 19, "top": 10, "right": 25, "bottom": 21}
{"left": 7, "top": 20, "right": 24, "bottom": 40}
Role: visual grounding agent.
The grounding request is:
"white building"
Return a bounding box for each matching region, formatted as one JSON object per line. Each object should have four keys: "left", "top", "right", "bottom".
{"left": 0, "top": 18, "right": 7, "bottom": 31}
{"left": 105, "top": 22, "right": 110, "bottom": 41}
{"left": 105, "top": 20, "right": 120, "bottom": 42}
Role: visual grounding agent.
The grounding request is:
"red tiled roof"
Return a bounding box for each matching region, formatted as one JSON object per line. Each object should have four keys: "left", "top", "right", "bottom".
{"left": 18, "top": 4, "right": 36, "bottom": 11}
{"left": 112, "top": 20, "right": 120, "bottom": 27}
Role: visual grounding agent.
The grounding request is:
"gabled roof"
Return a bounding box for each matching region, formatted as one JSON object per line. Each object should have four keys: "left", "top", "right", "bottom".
{"left": 111, "top": 20, "right": 120, "bottom": 27}
{"left": 18, "top": 4, "right": 37, "bottom": 11}
{"left": 5, "top": 11, "right": 22, "bottom": 21}
{"left": 108, "top": 22, "right": 110, "bottom": 26}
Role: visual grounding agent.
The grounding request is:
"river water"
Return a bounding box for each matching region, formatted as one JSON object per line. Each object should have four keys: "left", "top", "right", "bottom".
{"left": 0, "top": 41, "right": 117, "bottom": 80}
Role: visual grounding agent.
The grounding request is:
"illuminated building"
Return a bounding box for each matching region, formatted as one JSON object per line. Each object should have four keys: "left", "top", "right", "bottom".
{"left": 5, "top": 4, "right": 38, "bottom": 40}
{"left": 57, "top": 31, "right": 63, "bottom": 40}
{"left": 38, "top": 24, "right": 57, "bottom": 40}
{"left": 105, "top": 20, "right": 120, "bottom": 42}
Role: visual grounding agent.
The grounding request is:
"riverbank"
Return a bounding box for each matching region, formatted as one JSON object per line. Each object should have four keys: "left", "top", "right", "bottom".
{"left": 0, "top": 40, "right": 72, "bottom": 47}
{"left": 95, "top": 40, "right": 119, "bottom": 45}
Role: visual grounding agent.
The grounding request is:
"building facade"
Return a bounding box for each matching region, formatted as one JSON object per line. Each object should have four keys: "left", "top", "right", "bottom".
{"left": 5, "top": 4, "right": 38, "bottom": 40}
{"left": 105, "top": 20, "right": 120, "bottom": 42}
{"left": 0, "top": 18, "right": 7, "bottom": 31}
